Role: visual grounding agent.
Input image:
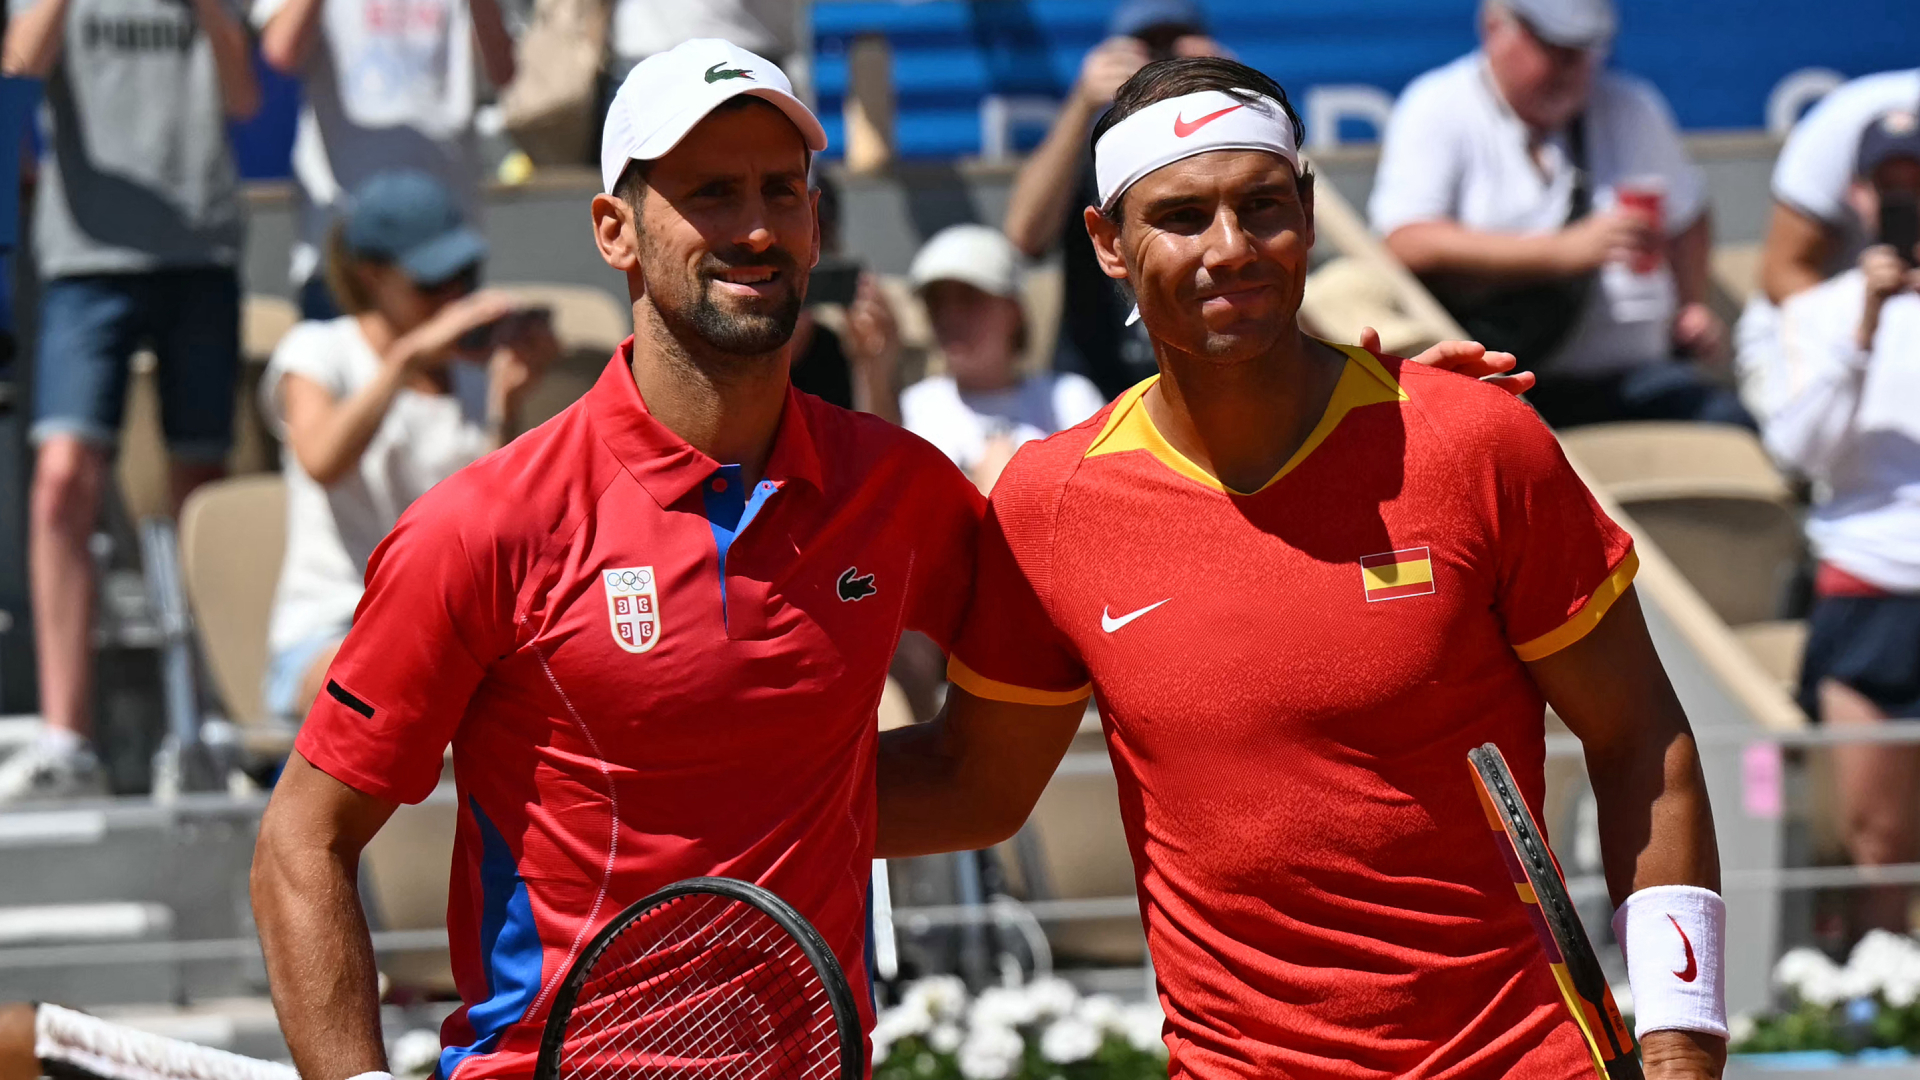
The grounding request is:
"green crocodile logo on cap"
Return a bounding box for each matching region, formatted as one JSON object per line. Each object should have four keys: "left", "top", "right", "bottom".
{"left": 704, "top": 63, "right": 754, "bottom": 83}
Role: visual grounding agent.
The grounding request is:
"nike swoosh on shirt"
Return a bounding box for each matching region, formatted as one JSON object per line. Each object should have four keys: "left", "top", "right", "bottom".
{"left": 1172, "top": 103, "right": 1245, "bottom": 138}
{"left": 1101, "top": 599, "right": 1171, "bottom": 633}
{"left": 1668, "top": 914, "right": 1698, "bottom": 982}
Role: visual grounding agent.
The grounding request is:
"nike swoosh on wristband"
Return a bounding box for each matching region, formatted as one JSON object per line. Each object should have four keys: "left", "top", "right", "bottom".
{"left": 1172, "top": 103, "right": 1245, "bottom": 138}
{"left": 1668, "top": 914, "right": 1699, "bottom": 982}
{"left": 1101, "top": 599, "right": 1171, "bottom": 633}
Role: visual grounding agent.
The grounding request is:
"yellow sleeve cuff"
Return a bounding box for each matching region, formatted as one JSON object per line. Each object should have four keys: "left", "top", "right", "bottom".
{"left": 947, "top": 655, "right": 1092, "bottom": 707}
{"left": 1512, "top": 548, "right": 1640, "bottom": 663}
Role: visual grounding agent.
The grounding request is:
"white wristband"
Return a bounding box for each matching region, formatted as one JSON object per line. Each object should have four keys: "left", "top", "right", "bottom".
{"left": 344, "top": 1072, "right": 396, "bottom": 1080}
{"left": 1611, "top": 885, "right": 1728, "bottom": 1040}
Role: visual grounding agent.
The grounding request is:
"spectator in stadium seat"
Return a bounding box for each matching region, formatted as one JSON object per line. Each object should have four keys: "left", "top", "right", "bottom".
{"left": 1002, "top": 0, "right": 1226, "bottom": 401}
{"left": 0, "top": 0, "right": 258, "bottom": 802}
{"left": 258, "top": 171, "right": 557, "bottom": 724}
{"left": 1737, "top": 67, "right": 1920, "bottom": 415}
{"left": 901, "top": 224, "right": 1105, "bottom": 495}
{"left": 1762, "top": 110, "right": 1920, "bottom": 934}
{"left": 257, "top": 0, "right": 516, "bottom": 319}
{"left": 1371, "top": 0, "right": 1746, "bottom": 429}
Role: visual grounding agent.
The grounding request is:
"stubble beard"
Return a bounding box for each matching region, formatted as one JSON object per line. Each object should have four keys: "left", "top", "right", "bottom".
{"left": 644, "top": 237, "right": 804, "bottom": 363}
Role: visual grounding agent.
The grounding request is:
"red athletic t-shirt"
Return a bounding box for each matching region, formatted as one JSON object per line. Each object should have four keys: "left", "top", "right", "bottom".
{"left": 950, "top": 345, "right": 1636, "bottom": 1079}
{"left": 296, "top": 344, "right": 983, "bottom": 1080}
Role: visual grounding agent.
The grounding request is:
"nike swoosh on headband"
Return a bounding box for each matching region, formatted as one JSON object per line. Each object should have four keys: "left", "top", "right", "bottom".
{"left": 1172, "top": 103, "right": 1245, "bottom": 138}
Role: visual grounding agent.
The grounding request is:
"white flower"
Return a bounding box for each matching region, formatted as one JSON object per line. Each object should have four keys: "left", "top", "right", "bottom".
{"left": 389, "top": 1030, "right": 441, "bottom": 1079}
{"left": 930, "top": 1023, "right": 964, "bottom": 1054}
{"left": 1774, "top": 946, "right": 1845, "bottom": 1005}
{"left": 904, "top": 975, "right": 971, "bottom": 1023}
{"left": 1120, "top": 1002, "right": 1168, "bottom": 1054}
{"left": 1074, "top": 993, "right": 1124, "bottom": 1034}
{"left": 970, "top": 986, "right": 1041, "bottom": 1030}
{"left": 872, "top": 998, "right": 935, "bottom": 1062}
{"left": 1040, "top": 1017, "right": 1102, "bottom": 1064}
{"left": 1024, "top": 976, "right": 1080, "bottom": 1022}
{"left": 957, "top": 1023, "right": 1024, "bottom": 1080}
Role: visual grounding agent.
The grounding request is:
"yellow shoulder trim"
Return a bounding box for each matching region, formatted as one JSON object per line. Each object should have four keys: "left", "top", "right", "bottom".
{"left": 947, "top": 655, "right": 1093, "bottom": 707}
{"left": 1511, "top": 549, "right": 1641, "bottom": 662}
{"left": 1081, "top": 342, "right": 1405, "bottom": 495}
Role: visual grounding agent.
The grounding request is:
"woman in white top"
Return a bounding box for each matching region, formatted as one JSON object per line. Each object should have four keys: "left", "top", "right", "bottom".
{"left": 899, "top": 224, "right": 1107, "bottom": 493}
{"left": 1766, "top": 112, "right": 1920, "bottom": 933}
{"left": 260, "top": 170, "right": 557, "bottom": 721}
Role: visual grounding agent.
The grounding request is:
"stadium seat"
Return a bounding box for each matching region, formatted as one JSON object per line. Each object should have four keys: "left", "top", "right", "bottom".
{"left": 360, "top": 796, "right": 459, "bottom": 998}
{"left": 232, "top": 295, "right": 301, "bottom": 475}
{"left": 1302, "top": 256, "right": 1437, "bottom": 358}
{"left": 177, "top": 475, "right": 293, "bottom": 756}
{"left": 1732, "top": 619, "right": 1809, "bottom": 693}
{"left": 1709, "top": 242, "right": 1763, "bottom": 321}
{"left": 1559, "top": 423, "right": 1805, "bottom": 627}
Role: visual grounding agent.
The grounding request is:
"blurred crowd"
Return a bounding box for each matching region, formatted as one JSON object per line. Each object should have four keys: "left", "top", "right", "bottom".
{"left": 0, "top": 0, "right": 1912, "bottom": 937}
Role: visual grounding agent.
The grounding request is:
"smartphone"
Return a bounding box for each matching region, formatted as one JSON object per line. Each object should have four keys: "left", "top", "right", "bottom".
{"left": 457, "top": 305, "right": 554, "bottom": 352}
{"left": 1879, "top": 191, "right": 1919, "bottom": 268}
{"left": 808, "top": 259, "right": 862, "bottom": 307}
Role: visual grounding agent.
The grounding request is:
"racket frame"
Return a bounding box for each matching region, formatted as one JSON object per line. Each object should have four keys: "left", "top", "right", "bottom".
{"left": 1468, "top": 743, "right": 1643, "bottom": 1080}
{"left": 532, "top": 876, "right": 864, "bottom": 1080}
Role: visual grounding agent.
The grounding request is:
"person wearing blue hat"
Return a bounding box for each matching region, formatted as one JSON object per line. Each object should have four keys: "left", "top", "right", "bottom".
{"left": 1003, "top": 0, "right": 1228, "bottom": 402}
{"left": 248, "top": 169, "right": 558, "bottom": 727}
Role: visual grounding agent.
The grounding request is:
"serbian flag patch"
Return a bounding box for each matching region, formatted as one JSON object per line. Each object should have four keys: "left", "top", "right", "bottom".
{"left": 1361, "top": 547, "right": 1435, "bottom": 602}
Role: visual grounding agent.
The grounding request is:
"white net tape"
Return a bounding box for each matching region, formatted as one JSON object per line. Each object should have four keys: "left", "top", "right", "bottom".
{"left": 34, "top": 1005, "right": 299, "bottom": 1080}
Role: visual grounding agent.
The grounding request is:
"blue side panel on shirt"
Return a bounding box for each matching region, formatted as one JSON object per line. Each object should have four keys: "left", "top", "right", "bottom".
{"left": 436, "top": 799, "right": 545, "bottom": 1080}
{"left": 701, "top": 465, "right": 781, "bottom": 624}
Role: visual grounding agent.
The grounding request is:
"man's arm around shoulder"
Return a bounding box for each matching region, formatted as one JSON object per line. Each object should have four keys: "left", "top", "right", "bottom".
{"left": 252, "top": 753, "right": 400, "bottom": 1080}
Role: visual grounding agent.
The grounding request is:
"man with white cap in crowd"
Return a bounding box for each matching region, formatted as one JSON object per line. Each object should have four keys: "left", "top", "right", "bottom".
{"left": 247, "top": 38, "right": 987, "bottom": 1080}
{"left": 1372, "top": 0, "right": 1742, "bottom": 429}
{"left": 878, "top": 56, "right": 1728, "bottom": 1079}
{"left": 901, "top": 223, "right": 1107, "bottom": 493}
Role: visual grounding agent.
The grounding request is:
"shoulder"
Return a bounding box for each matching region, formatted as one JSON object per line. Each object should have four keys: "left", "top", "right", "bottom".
{"left": 1782, "top": 267, "right": 1866, "bottom": 327}
{"left": 1594, "top": 70, "right": 1677, "bottom": 119}
{"left": 1803, "top": 69, "right": 1920, "bottom": 133}
{"left": 1395, "top": 54, "right": 1480, "bottom": 114}
{"left": 1391, "top": 357, "right": 1566, "bottom": 468}
{"left": 268, "top": 317, "right": 355, "bottom": 369}
{"left": 992, "top": 395, "right": 1113, "bottom": 506}
{"left": 899, "top": 376, "right": 961, "bottom": 415}
{"left": 798, "top": 391, "right": 975, "bottom": 501}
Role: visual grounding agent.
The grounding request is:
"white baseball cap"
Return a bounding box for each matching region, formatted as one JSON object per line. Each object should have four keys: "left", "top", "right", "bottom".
{"left": 599, "top": 38, "right": 829, "bottom": 194}
{"left": 909, "top": 224, "right": 1022, "bottom": 299}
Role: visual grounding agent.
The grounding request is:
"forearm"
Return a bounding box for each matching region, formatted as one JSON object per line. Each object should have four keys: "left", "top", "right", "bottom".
{"left": 252, "top": 837, "right": 387, "bottom": 1080}
{"left": 850, "top": 348, "right": 901, "bottom": 424}
{"left": 1668, "top": 214, "right": 1712, "bottom": 309}
{"left": 1586, "top": 726, "right": 1720, "bottom": 906}
{"left": 3, "top": 0, "right": 71, "bottom": 78}
{"left": 292, "top": 366, "right": 409, "bottom": 485}
{"left": 258, "top": 0, "right": 326, "bottom": 75}
{"left": 1385, "top": 221, "right": 1574, "bottom": 283}
{"left": 467, "top": 0, "right": 513, "bottom": 88}
{"left": 1003, "top": 96, "right": 1099, "bottom": 257}
{"left": 876, "top": 719, "right": 1024, "bottom": 857}
{"left": 192, "top": 0, "right": 261, "bottom": 119}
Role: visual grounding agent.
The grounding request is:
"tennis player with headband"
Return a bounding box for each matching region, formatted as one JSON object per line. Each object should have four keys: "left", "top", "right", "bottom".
{"left": 241, "top": 38, "right": 1537, "bottom": 1080}
{"left": 878, "top": 57, "right": 1728, "bottom": 1079}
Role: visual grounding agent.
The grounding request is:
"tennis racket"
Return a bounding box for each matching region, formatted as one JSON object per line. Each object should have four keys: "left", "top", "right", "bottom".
{"left": 1468, "top": 743, "right": 1643, "bottom": 1080}
{"left": 533, "top": 876, "right": 863, "bottom": 1080}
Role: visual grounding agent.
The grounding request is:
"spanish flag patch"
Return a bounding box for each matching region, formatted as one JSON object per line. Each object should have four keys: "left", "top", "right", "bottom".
{"left": 1361, "top": 547, "right": 1435, "bottom": 602}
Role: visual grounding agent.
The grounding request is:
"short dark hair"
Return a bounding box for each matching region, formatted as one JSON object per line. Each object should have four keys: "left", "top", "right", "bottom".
{"left": 612, "top": 96, "right": 811, "bottom": 211}
{"left": 1090, "top": 57, "right": 1311, "bottom": 221}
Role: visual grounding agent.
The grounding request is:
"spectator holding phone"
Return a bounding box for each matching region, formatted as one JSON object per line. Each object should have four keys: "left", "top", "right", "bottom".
{"left": 1763, "top": 109, "right": 1920, "bottom": 933}
{"left": 258, "top": 171, "right": 557, "bottom": 722}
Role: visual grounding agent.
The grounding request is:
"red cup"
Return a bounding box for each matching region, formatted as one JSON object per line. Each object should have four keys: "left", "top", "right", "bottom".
{"left": 1615, "top": 179, "right": 1665, "bottom": 274}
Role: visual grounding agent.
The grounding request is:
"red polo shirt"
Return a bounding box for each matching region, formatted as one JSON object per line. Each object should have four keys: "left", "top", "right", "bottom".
{"left": 296, "top": 343, "right": 983, "bottom": 1080}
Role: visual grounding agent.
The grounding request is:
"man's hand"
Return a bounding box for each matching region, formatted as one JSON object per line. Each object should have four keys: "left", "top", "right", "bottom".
{"left": 1072, "top": 37, "right": 1150, "bottom": 111}
{"left": 1558, "top": 210, "right": 1660, "bottom": 276}
{"left": 1672, "top": 302, "right": 1728, "bottom": 364}
{"left": 1362, "top": 326, "right": 1535, "bottom": 396}
{"left": 1857, "top": 243, "right": 1918, "bottom": 351}
{"left": 1640, "top": 1029, "right": 1726, "bottom": 1079}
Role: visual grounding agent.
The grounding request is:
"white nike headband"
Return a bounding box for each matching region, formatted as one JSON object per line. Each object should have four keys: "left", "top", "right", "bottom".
{"left": 1093, "top": 88, "right": 1301, "bottom": 212}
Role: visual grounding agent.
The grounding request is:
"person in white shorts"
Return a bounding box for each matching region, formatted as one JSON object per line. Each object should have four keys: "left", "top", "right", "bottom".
{"left": 259, "top": 171, "right": 557, "bottom": 722}
{"left": 900, "top": 224, "right": 1107, "bottom": 493}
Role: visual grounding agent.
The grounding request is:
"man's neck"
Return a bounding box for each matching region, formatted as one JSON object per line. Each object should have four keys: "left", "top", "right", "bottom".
{"left": 1143, "top": 326, "right": 1347, "bottom": 495}
{"left": 627, "top": 301, "right": 791, "bottom": 488}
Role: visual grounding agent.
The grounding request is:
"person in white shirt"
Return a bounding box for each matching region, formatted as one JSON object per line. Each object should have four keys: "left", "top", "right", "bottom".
{"left": 1737, "top": 68, "right": 1920, "bottom": 413}
{"left": 899, "top": 224, "right": 1107, "bottom": 494}
{"left": 259, "top": 171, "right": 557, "bottom": 721}
{"left": 256, "top": 0, "right": 516, "bottom": 318}
{"left": 1370, "top": 0, "right": 1743, "bottom": 429}
{"left": 1764, "top": 110, "right": 1920, "bottom": 934}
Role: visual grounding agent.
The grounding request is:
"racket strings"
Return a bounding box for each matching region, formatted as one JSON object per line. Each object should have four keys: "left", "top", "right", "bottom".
{"left": 556, "top": 892, "right": 842, "bottom": 1080}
